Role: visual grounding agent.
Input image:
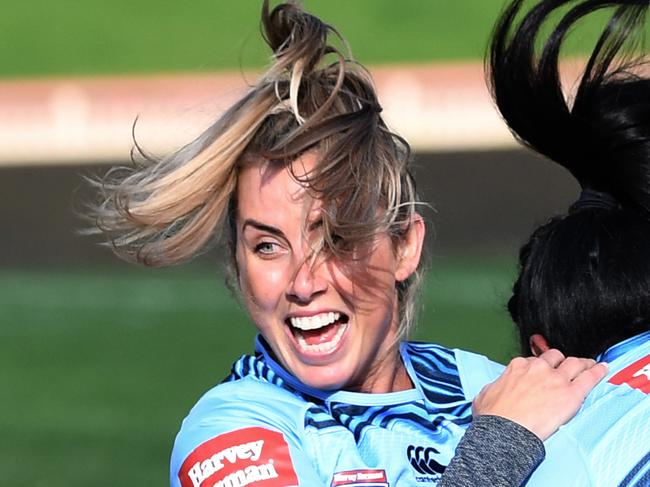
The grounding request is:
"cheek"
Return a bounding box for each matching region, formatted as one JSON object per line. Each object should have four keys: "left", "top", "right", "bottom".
{"left": 327, "top": 259, "right": 395, "bottom": 313}
{"left": 324, "top": 261, "right": 354, "bottom": 298}
{"left": 334, "top": 250, "right": 398, "bottom": 313}
{"left": 238, "top": 258, "right": 288, "bottom": 311}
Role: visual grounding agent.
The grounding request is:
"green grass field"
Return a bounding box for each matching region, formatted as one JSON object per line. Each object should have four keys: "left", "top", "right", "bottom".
{"left": 1, "top": 257, "right": 518, "bottom": 486}
{"left": 0, "top": 0, "right": 623, "bottom": 78}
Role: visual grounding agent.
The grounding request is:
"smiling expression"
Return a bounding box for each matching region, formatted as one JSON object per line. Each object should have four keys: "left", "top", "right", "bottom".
{"left": 234, "top": 153, "right": 423, "bottom": 393}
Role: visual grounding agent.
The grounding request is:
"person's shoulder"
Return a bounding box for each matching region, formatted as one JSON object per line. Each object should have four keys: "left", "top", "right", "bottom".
{"left": 404, "top": 341, "right": 504, "bottom": 401}
{"left": 403, "top": 341, "right": 465, "bottom": 369}
{"left": 567, "top": 343, "right": 650, "bottom": 438}
{"left": 197, "top": 374, "right": 304, "bottom": 405}
{"left": 179, "top": 376, "right": 309, "bottom": 439}
{"left": 586, "top": 346, "right": 650, "bottom": 406}
{"left": 170, "top": 377, "right": 310, "bottom": 487}
{"left": 574, "top": 339, "right": 650, "bottom": 419}
{"left": 403, "top": 340, "right": 501, "bottom": 368}
{"left": 532, "top": 345, "right": 650, "bottom": 486}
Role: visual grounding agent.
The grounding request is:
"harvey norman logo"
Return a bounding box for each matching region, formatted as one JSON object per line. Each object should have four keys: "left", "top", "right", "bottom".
{"left": 330, "top": 469, "right": 389, "bottom": 487}
{"left": 187, "top": 439, "right": 272, "bottom": 487}
{"left": 179, "top": 427, "right": 298, "bottom": 487}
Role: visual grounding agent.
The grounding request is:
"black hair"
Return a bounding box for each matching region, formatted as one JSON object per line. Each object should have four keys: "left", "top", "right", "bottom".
{"left": 489, "top": 0, "right": 650, "bottom": 357}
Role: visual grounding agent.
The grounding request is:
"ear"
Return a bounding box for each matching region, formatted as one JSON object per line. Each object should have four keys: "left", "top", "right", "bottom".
{"left": 394, "top": 214, "right": 425, "bottom": 282}
{"left": 529, "top": 334, "right": 550, "bottom": 357}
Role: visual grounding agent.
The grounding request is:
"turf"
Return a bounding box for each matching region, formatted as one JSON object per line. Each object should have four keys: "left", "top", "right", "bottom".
{"left": 0, "top": 0, "right": 623, "bottom": 78}
{"left": 0, "top": 257, "right": 517, "bottom": 486}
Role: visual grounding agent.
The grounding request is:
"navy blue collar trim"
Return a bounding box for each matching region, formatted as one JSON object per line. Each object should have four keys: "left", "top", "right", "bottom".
{"left": 598, "top": 330, "right": 650, "bottom": 363}
{"left": 253, "top": 335, "right": 422, "bottom": 405}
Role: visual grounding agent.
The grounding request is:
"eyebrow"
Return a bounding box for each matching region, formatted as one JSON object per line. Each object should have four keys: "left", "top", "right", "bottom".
{"left": 241, "top": 219, "right": 286, "bottom": 238}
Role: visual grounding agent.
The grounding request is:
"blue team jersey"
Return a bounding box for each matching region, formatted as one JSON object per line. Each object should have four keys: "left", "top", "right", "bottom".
{"left": 526, "top": 331, "right": 650, "bottom": 486}
{"left": 170, "top": 336, "right": 503, "bottom": 487}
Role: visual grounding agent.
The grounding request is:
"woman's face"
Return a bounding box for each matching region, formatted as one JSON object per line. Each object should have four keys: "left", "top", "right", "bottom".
{"left": 235, "top": 153, "right": 423, "bottom": 393}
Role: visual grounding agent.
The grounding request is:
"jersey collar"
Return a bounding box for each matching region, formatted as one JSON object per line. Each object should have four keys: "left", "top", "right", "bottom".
{"left": 254, "top": 335, "right": 421, "bottom": 405}
{"left": 598, "top": 330, "right": 650, "bottom": 363}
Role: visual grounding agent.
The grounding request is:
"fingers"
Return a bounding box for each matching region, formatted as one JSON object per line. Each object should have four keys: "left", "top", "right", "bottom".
{"left": 531, "top": 349, "right": 605, "bottom": 385}
{"left": 556, "top": 356, "right": 597, "bottom": 381}
{"left": 534, "top": 348, "right": 566, "bottom": 368}
{"left": 570, "top": 362, "right": 609, "bottom": 397}
{"left": 472, "top": 349, "right": 609, "bottom": 441}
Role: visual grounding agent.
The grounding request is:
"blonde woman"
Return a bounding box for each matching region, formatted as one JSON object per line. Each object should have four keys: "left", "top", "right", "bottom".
{"left": 89, "top": 2, "right": 606, "bottom": 486}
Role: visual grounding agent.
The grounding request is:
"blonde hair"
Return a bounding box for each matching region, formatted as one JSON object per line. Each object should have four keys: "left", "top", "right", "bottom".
{"left": 88, "top": 1, "right": 423, "bottom": 340}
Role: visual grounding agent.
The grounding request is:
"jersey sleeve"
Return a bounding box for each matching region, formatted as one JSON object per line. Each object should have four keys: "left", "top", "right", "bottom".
{"left": 170, "top": 381, "right": 325, "bottom": 487}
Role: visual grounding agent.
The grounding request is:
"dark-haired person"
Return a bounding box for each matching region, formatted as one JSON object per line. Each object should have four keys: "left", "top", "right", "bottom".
{"left": 87, "top": 2, "right": 606, "bottom": 486}
{"left": 483, "top": 0, "right": 650, "bottom": 484}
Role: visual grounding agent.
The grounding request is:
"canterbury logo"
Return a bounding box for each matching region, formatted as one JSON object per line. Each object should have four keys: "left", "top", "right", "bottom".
{"left": 406, "top": 445, "right": 446, "bottom": 476}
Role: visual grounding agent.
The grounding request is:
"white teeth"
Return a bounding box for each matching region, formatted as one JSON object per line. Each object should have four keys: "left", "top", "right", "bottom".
{"left": 296, "top": 323, "right": 347, "bottom": 353}
{"left": 288, "top": 312, "right": 347, "bottom": 354}
{"left": 289, "top": 312, "right": 340, "bottom": 330}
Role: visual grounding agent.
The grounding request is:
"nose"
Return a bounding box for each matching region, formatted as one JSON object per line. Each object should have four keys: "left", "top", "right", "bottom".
{"left": 287, "top": 258, "right": 327, "bottom": 303}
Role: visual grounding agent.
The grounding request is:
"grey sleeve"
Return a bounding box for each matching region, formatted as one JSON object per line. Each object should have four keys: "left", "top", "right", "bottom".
{"left": 437, "top": 415, "right": 546, "bottom": 487}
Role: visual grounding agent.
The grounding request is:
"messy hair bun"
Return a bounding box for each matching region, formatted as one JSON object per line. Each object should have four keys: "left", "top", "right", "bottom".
{"left": 88, "top": 1, "right": 421, "bottom": 337}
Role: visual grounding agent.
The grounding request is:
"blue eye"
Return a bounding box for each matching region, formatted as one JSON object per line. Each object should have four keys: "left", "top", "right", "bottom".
{"left": 254, "top": 242, "right": 278, "bottom": 255}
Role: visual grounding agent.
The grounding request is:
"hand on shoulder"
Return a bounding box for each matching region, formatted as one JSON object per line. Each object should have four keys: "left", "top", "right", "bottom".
{"left": 472, "top": 349, "right": 608, "bottom": 440}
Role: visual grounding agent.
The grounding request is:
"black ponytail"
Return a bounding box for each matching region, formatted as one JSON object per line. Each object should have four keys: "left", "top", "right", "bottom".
{"left": 489, "top": 0, "right": 650, "bottom": 357}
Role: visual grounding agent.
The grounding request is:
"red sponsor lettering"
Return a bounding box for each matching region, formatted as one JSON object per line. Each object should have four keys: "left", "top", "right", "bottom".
{"left": 330, "top": 469, "right": 388, "bottom": 486}
{"left": 178, "top": 427, "right": 298, "bottom": 487}
{"left": 608, "top": 354, "right": 650, "bottom": 394}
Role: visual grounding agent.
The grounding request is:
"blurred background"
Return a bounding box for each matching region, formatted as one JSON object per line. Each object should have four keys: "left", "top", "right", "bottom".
{"left": 0, "top": 0, "right": 596, "bottom": 485}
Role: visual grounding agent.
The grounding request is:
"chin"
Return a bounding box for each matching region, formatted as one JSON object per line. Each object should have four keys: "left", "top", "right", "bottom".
{"left": 295, "top": 365, "right": 353, "bottom": 391}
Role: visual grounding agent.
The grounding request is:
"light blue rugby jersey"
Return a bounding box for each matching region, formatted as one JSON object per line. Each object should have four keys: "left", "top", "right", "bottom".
{"left": 526, "top": 331, "right": 650, "bottom": 487}
{"left": 170, "top": 336, "right": 503, "bottom": 487}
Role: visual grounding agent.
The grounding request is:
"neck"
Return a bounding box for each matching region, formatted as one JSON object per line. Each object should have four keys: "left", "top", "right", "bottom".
{"left": 350, "top": 348, "right": 414, "bottom": 394}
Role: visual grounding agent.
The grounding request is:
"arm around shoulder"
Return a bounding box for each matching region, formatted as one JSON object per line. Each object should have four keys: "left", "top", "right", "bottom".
{"left": 437, "top": 415, "right": 545, "bottom": 487}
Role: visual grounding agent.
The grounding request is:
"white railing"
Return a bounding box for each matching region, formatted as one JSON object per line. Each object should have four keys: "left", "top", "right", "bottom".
{"left": 0, "top": 62, "right": 524, "bottom": 166}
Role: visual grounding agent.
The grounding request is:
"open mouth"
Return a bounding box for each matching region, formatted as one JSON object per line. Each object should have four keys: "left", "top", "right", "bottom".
{"left": 287, "top": 312, "right": 349, "bottom": 354}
